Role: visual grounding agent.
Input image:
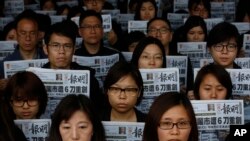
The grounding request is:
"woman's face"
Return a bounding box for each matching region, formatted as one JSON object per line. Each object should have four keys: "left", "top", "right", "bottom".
{"left": 11, "top": 96, "right": 39, "bottom": 119}
{"left": 59, "top": 110, "right": 93, "bottom": 141}
{"left": 138, "top": 44, "right": 164, "bottom": 68}
{"left": 190, "top": 4, "right": 209, "bottom": 19}
{"left": 140, "top": 1, "right": 156, "bottom": 20}
{"left": 107, "top": 74, "right": 140, "bottom": 114}
{"left": 157, "top": 105, "right": 191, "bottom": 141}
{"left": 187, "top": 26, "right": 205, "bottom": 42}
{"left": 6, "top": 29, "right": 17, "bottom": 41}
{"left": 199, "top": 73, "right": 227, "bottom": 100}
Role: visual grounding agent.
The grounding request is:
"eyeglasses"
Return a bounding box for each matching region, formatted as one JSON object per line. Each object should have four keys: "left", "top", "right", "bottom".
{"left": 213, "top": 43, "right": 237, "bottom": 52}
{"left": 48, "top": 42, "right": 74, "bottom": 52}
{"left": 148, "top": 28, "right": 170, "bottom": 34}
{"left": 159, "top": 121, "right": 191, "bottom": 130}
{"left": 85, "top": 0, "right": 103, "bottom": 4}
{"left": 108, "top": 87, "right": 139, "bottom": 96}
{"left": 11, "top": 99, "right": 38, "bottom": 107}
{"left": 79, "top": 25, "right": 102, "bottom": 30}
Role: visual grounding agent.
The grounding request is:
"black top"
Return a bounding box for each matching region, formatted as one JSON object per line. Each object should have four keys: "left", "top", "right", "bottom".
{"left": 42, "top": 62, "right": 105, "bottom": 116}
{"left": 74, "top": 42, "right": 125, "bottom": 61}
{"left": 102, "top": 107, "right": 146, "bottom": 122}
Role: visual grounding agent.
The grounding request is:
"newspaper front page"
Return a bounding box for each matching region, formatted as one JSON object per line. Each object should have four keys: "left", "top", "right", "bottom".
{"left": 26, "top": 67, "right": 90, "bottom": 118}
{"left": 14, "top": 119, "right": 51, "bottom": 141}
{"left": 192, "top": 100, "right": 244, "bottom": 141}
{"left": 137, "top": 68, "right": 180, "bottom": 113}
{"left": 4, "top": 59, "right": 48, "bottom": 78}
{"left": 103, "top": 121, "right": 145, "bottom": 141}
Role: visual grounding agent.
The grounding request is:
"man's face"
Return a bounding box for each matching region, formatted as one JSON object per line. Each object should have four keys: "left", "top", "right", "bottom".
{"left": 84, "top": 0, "right": 104, "bottom": 13}
{"left": 79, "top": 16, "right": 103, "bottom": 46}
{"left": 16, "top": 19, "right": 39, "bottom": 52}
{"left": 43, "top": 33, "right": 74, "bottom": 69}
{"left": 209, "top": 38, "right": 238, "bottom": 68}
{"left": 147, "top": 20, "right": 173, "bottom": 49}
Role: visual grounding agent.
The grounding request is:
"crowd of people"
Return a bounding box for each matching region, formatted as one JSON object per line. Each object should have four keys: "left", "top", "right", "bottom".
{"left": 0, "top": 0, "right": 250, "bottom": 141}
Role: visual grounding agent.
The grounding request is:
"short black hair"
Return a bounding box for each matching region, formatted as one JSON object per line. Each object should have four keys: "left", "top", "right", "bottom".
{"left": 14, "top": 9, "right": 38, "bottom": 29}
{"left": 79, "top": 10, "right": 103, "bottom": 26}
{"left": 147, "top": 17, "right": 172, "bottom": 32}
{"left": 207, "top": 22, "right": 240, "bottom": 53}
{"left": 194, "top": 64, "right": 233, "bottom": 100}
{"left": 44, "top": 20, "right": 78, "bottom": 46}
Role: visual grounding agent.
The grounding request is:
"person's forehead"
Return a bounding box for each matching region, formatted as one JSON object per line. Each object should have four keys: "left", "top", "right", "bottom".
{"left": 81, "top": 16, "right": 101, "bottom": 24}
{"left": 50, "top": 33, "right": 73, "bottom": 43}
{"left": 148, "top": 20, "right": 169, "bottom": 28}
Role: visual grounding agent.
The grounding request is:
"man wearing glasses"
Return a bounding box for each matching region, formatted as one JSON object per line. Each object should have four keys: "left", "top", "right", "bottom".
{"left": 0, "top": 10, "right": 47, "bottom": 78}
{"left": 75, "top": 10, "right": 124, "bottom": 60}
{"left": 207, "top": 22, "right": 241, "bottom": 69}
{"left": 42, "top": 20, "right": 104, "bottom": 114}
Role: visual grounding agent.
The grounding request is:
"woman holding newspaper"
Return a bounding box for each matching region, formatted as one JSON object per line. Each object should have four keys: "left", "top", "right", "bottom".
{"left": 48, "top": 94, "right": 106, "bottom": 141}
{"left": 102, "top": 61, "right": 146, "bottom": 122}
{"left": 143, "top": 92, "right": 198, "bottom": 141}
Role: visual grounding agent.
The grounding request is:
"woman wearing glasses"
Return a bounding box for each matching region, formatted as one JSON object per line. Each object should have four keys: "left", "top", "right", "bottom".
{"left": 207, "top": 22, "right": 241, "bottom": 69}
{"left": 3, "top": 71, "right": 48, "bottom": 119}
{"left": 143, "top": 92, "right": 198, "bottom": 141}
{"left": 102, "top": 61, "right": 146, "bottom": 122}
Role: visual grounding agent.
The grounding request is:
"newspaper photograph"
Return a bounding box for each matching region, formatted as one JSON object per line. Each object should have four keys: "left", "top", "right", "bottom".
{"left": 102, "top": 121, "right": 145, "bottom": 141}
{"left": 177, "top": 42, "right": 211, "bottom": 68}
{"left": 210, "top": 2, "right": 235, "bottom": 22}
{"left": 137, "top": 68, "right": 180, "bottom": 113}
{"left": 121, "top": 52, "right": 133, "bottom": 62}
{"left": 227, "top": 69, "right": 250, "bottom": 123}
{"left": 0, "top": 40, "right": 17, "bottom": 61}
{"left": 128, "top": 20, "right": 148, "bottom": 34}
{"left": 26, "top": 67, "right": 90, "bottom": 118}
{"left": 73, "top": 54, "right": 119, "bottom": 87}
{"left": 192, "top": 100, "right": 244, "bottom": 141}
{"left": 117, "top": 14, "right": 134, "bottom": 31}
{"left": 14, "top": 119, "right": 51, "bottom": 141}
{"left": 166, "top": 55, "right": 188, "bottom": 87}
{"left": 4, "top": 59, "right": 48, "bottom": 78}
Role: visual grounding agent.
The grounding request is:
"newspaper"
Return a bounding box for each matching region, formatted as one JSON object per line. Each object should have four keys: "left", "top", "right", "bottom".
{"left": 242, "top": 34, "right": 250, "bottom": 55}
{"left": 211, "top": 2, "right": 235, "bottom": 22}
{"left": 173, "top": 0, "right": 188, "bottom": 12}
{"left": 35, "top": 10, "right": 56, "bottom": 16}
{"left": 105, "top": 0, "right": 118, "bottom": 8}
{"left": 199, "top": 58, "right": 214, "bottom": 67}
{"left": 235, "top": 57, "right": 250, "bottom": 68}
{"left": 4, "top": 0, "right": 24, "bottom": 17}
{"left": 117, "top": 14, "right": 134, "bottom": 31}
{"left": 73, "top": 54, "right": 119, "bottom": 88}
{"left": 26, "top": 67, "right": 90, "bottom": 118}
{"left": 102, "top": 14, "right": 112, "bottom": 32}
{"left": 177, "top": 42, "right": 211, "bottom": 68}
{"left": 0, "top": 17, "right": 14, "bottom": 31}
{"left": 166, "top": 55, "right": 188, "bottom": 88}
{"left": 50, "top": 15, "right": 67, "bottom": 24}
{"left": 75, "top": 37, "right": 83, "bottom": 49}
{"left": 231, "top": 22, "right": 250, "bottom": 35}
{"left": 121, "top": 52, "right": 133, "bottom": 62}
{"left": 102, "top": 9, "right": 120, "bottom": 21}
{"left": 128, "top": 20, "right": 148, "bottom": 34}
{"left": 56, "top": 1, "right": 78, "bottom": 7}
{"left": 227, "top": 69, "right": 250, "bottom": 123}
{"left": 102, "top": 121, "right": 145, "bottom": 141}
{"left": 167, "top": 13, "right": 189, "bottom": 30}
{"left": 137, "top": 68, "right": 180, "bottom": 113}
{"left": 3, "top": 59, "right": 48, "bottom": 78}
{"left": 25, "top": 4, "right": 40, "bottom": 11}
{"left": 192, "top": 100, "right": 244, "bottom": 141}
{"left": 0, "top": 41, "right": 17, "bottom": 61}
{"left": 204, "top": 18, "right": 224, "bottom": 33}
{"left": 14, "top": 119, "right": 51, "bottom": 141}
